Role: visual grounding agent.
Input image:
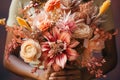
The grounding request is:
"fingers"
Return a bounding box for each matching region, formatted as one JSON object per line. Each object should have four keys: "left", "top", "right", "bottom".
{"left": 64, "top": 65, "right": 78, "bottom": 70}
{"left": 49, "top": 75, "right": 81, "bottom": 80}
{"left": 50, "top": 69, "right": 81, "bottom": 77}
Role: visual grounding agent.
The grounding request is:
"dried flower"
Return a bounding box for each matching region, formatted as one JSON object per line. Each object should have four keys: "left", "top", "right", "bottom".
{"left": 56, "top": 11, "right": 77, "bottom": 32}
{"left": 0, "top": 18, "right": 6, "bottom": 25}
{"left": 73, "top": 23, "right": 93, "bottom": 39}
{"left": 16, "top": 17, "right": 32, "bottom": 31}
{"left": 37, "top": 20, "right": 52, "bottom": 31}
{"left": 98, "top": 0, "right": 111, "bottom": 17}
{"left": 41, "top": 27, "right": 79, "bottom": 71}
{"left": 61, "top": 0, "right": 82, "bottom": 12}
{"left": 20, "top": 39, "right": 41, "bottom": 63}
{"left": 44, "top": 0, "right": 60, "bottom": 12}
{"left": 32, "top": 11, "right": 52, "bottom": 32}
{"left": 79, "top": 1, "right": 99, "bottom": 24}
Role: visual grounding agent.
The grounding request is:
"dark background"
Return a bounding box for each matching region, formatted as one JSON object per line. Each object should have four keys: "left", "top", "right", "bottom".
{"left": 0, "top": 0, "right": 120, "bottom": 80}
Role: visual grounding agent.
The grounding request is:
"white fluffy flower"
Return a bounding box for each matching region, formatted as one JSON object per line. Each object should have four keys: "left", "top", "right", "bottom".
{"left": 73, "top": 23, "right": 93, "bottom": 39}
{"left": 20, "top": 39, "right": 41, "bottom": 63}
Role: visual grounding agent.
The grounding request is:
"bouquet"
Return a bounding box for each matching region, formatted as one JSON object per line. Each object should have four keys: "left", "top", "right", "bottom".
{"left": 3, "top": 0, "right": 118, "bottom": 78}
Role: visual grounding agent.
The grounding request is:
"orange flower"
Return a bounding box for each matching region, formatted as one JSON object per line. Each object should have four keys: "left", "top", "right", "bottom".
{"left": 0, "top": 18, "right": 6, "bottom": 25}
{"left": 37, "top": 20, "right": 51, "bottom": 32}
{"left": 44, "top": 0, "right": 60, "bottom": 12}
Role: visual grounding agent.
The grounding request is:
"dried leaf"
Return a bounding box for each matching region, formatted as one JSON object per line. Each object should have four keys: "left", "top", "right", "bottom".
{"left": 0, "top": 18, "right": 6, "bottom": 25}
{"left": 16, "top": 17, "right": 32, "bottom": 31}
{"left": 98, "top": 0, "right": 111, "bottom": 17}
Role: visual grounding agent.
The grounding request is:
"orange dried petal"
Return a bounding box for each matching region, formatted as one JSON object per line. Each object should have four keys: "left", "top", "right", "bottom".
{"left": 0, "top": 18, "right": 6, "bottom": 25}
{"left": 38, "top": 21, "right": 51, "bottom": 31}
{"left": 16, "top": 17, "right": 31, "bottom": 31}
{"left": 98, "top": 0, "right": 111, "bottom": 16}
{"left": 45, "top": 0, "right": 60, "bottom": 12}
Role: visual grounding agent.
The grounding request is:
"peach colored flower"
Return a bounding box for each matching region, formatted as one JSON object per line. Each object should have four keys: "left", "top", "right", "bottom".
{"left": 20, "top": 39, "right": 41, "bottom": 63}
{"left": 37, "top": 20, "right": 52, "bottom": 32}
{"left": 31, "top": 11, "right": 52, "bottom": 32}
{"left": 44, "top": 0, "right": 60, "bottom": 12}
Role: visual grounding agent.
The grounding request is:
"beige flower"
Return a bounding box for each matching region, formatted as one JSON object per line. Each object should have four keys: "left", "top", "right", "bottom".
{"left": 20, "top": 39, "right": 41, "bottom": 63}
{"left": 73, "top": 23, "right": 93, "bottom": 39}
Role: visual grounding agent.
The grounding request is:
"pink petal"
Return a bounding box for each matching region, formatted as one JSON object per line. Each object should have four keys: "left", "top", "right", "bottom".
{"left": 65, "top": 21, "right": 77, "bottom": 32}
{"left": 69, "top": 40, "right": 80, "bottom": 48}
{"left": 40, "top": 42, "right": 49, "bottom": 45}
{"left": 66, "top": 48, "right": 79, "bottom": 61}
{"left": 52, "top": 27, "right": 60, "bottom": 40}
{"left": 59, "top": 32, "right": 71, "bottom": 44}
{"left": 43, "top": 31, "right": 55, "bottom": 41}
{"left": 41, "top": 44, "right": 50, "bottom": 52}
{"left": 48, "top": 49, "right": 55, "bottom": 58}
{"left": 55, "top": 53, "right": 67, "bottom": 68}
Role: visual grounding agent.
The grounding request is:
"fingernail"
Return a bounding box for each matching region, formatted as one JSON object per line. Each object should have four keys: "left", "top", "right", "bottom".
{"left": 50, "top": 73, "right": 55, "bottom": 77}
{"left": 49, "top": 77, "right": 53, "bottom": 80}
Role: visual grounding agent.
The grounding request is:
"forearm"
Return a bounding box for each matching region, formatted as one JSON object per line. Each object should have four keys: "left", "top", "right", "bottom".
{"left": 3, "top": 54, "right": 41, "bottom": 79}
{"left": 101, "top": 33, "right": 117, "bottom": 73}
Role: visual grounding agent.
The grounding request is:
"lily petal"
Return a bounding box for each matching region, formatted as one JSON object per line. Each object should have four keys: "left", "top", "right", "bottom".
{"left": 41, "top": 44, "right": 50, "bottom": 52}
{"left": 43, "top": 31, "right": 55, "bottom": 41}
{"left": 52, "top": 27, "right": 60, "bottom": 40}
{"left": 48, "top": 49, "right": 55, "bottom": 58}
{"left": 69, "top": 40, "right": 80, "bottom": 48}
{"left": 59, "top": 32, "right": 71, "bottom": 44}
{"left": 66, "top": 48, "right": 79, "bottom": 61}
{"left": 56, "top": 53, "right": 67, "bottom": 68}
{"left": 45, "top": 57, "right": 54, "bottom": 67}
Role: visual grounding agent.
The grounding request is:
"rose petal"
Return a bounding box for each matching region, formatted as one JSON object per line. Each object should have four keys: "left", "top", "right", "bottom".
{"left": 66, "top": 48, "right": 79, "bottom": 61}
{"left": 55, "top": 53, "right": 67, "bottom": 68}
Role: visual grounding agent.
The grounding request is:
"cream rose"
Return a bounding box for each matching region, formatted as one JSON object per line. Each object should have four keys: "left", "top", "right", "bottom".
{"left": 73, "top": 23, "right": 93, "bottom": 39}
{"left": 20, "top": 39, "right": 41, "bottom": 63}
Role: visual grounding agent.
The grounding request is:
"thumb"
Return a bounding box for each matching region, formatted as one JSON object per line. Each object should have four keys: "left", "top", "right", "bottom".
{"left": 47, "top": 66, "right": 53, "bottom": 73}
{"left": 45, "top": 66, "right": 53, "bottom": 79}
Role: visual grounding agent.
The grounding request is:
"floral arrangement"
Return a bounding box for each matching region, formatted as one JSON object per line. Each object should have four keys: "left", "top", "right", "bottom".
{"left": 3, "top": 0, "right": 118, "bottom": 78}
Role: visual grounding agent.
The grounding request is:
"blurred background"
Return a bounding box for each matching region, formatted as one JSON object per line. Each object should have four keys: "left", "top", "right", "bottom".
{"left": 0, "top": 0, "right": 120, "bottom": 80}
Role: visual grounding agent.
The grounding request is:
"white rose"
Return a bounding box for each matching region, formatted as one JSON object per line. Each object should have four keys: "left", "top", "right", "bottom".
{"left": 73, "top": 23, "right": 93, "bottom": 39}
{"left": 20, "top": 39, "right": 41, "bottom": 63}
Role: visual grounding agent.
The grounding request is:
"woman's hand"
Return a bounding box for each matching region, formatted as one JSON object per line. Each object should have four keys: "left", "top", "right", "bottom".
{"left": 36, "top": 66, "right": 53, "bottom": 80}
{"left": 49, "top": 66, "right": 81, "bottom": 80}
